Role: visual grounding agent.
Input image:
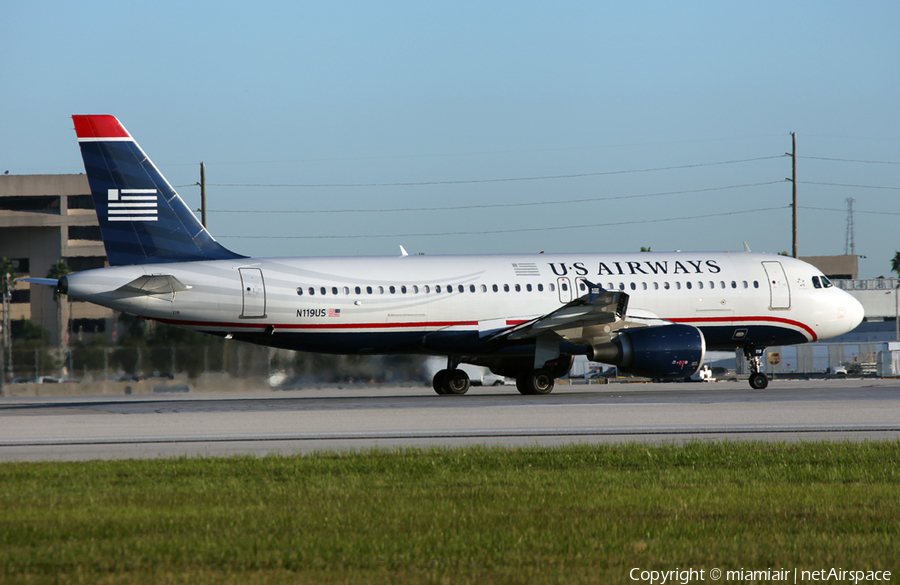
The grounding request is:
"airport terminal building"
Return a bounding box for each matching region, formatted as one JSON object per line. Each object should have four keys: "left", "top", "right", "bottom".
{"left": 0, "top": 174, "right": 114, "bottom": 347}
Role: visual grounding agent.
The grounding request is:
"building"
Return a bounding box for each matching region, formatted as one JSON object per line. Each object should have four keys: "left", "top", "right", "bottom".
{"left": 800, "top": 254, "right": 859, "bottom": 280}
{"left": 0, "top": 174, "right": 113, "bottom": 346}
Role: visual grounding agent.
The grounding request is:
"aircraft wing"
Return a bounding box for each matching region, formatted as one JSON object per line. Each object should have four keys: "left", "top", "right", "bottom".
{"left": 494, "top": 280, "right": 630, "bottom": 344}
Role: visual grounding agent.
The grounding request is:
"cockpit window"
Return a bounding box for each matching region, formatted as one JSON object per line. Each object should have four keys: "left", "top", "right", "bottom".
{"left": 821, "top": 276, "right": 833, "bottom": 288}
{"left": 812, "top": 276, "right": 822, "bottom": 289}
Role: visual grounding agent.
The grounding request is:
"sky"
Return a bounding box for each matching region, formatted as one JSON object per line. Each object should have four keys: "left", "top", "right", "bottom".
{"left": 2, "top": 1, "right": 899, "bottom": 278}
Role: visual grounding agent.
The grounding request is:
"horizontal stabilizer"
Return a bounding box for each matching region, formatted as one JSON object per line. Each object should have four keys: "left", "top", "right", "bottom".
{"left": 19, "top": 278, "right": 59, "bottom": 287}
{"left": 116, "top": 274, "right": 192, "bottom": 296}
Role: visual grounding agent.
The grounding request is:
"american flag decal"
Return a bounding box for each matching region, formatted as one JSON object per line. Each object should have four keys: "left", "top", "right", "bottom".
{"left": 107, "top": 188, "right": 158, "bottom": 222}
{"left": 512, "top": 262, "right": 540, "bottom": 277}
{"left": 328, "top": 308, "right": 341, "bottom": 317}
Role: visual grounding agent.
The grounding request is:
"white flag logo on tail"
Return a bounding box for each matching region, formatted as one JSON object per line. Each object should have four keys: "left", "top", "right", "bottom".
{"left": 107, "top": 189, "right": 158, "bottom": 222}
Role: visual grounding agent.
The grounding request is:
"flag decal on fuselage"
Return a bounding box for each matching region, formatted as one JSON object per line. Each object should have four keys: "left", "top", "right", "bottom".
{"left": 107, "top": 188, "right": 158, "bottom": 222}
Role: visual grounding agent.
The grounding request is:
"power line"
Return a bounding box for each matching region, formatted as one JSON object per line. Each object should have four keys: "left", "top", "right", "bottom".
{"left": 207, "top": 156, "right": 784, "bottom": 188}
{"left": 799, "top": 156, "right": 900, "bottom": 165}
{"left": 209, "top": 181, "right": 783, "bottom": 214}
{"left": 801, "top": 205, "right": 900, "bottom": 216}
{"left": 799, "top": 181, "right": 900, "bottom": 190}
{"left": 221, "top": 206, "right": 788, "bottom": 240}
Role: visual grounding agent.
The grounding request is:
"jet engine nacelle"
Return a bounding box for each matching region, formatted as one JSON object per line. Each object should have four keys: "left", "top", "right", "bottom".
{"left": 589, "top": 323, "right": 705, "bottom": 379}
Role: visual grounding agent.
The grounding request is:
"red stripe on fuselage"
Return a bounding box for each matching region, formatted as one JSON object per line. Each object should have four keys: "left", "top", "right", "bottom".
{"left": 72, "top": 115, "right": 131, "bottom": 139}
{"left": 154, "top": 317, "right": 479, "bottom": 331}
{"left": 671, "top": 315, "right": 817, "bottom": 341}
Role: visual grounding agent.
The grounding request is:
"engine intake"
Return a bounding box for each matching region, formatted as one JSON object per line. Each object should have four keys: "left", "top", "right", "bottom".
{"left": 589, "top": 324, "right": 705, "bottom": 379}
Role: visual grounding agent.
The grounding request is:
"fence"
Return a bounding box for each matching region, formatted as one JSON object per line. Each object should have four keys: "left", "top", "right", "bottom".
{"left": 1, "top": 341, "right": 426, "bottom": 387}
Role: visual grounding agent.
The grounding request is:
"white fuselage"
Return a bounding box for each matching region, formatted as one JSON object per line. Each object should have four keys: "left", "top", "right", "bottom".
{"left": 63, "top": 251, "right": 864, "bottom": 358}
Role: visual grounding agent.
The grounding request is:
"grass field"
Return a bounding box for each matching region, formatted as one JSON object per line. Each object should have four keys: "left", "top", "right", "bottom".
{"left": 1, "top": 441, "right": 898, "bottom": 584}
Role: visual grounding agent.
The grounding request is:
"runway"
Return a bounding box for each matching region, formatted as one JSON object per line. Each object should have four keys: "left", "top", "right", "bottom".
{"left": 1, "top": 379, "right": 899, "bottom": 461}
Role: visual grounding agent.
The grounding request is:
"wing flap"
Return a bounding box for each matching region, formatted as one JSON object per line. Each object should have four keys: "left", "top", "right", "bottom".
{"left": 499, "top": 280, "right": 629, "bottom": 342}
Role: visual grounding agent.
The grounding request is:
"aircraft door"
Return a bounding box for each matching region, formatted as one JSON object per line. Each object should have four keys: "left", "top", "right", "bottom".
{"left": 761, "top": 261, "right": 790, "bottom": 310}
{"left": 557, "top": 277, "right": 572, "bottom": 303}
{"left": 239, "top": 268, "right": 266, "bottom": 318}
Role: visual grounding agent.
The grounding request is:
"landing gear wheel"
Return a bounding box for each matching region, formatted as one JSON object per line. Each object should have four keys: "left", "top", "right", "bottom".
{"left": 515, "top": 369, "right": 555, "bottom": 395}
{"left": 442, "top": 370, "right": 471, "bottom": 395}
{"left": 749, "top": 372, "right": 769, "bottom": 390}
{"left": 432, "top": 370, "right": 448, "bottom": 395}
{"left": 743, "top": 346, "right": 769, "bottom": 390}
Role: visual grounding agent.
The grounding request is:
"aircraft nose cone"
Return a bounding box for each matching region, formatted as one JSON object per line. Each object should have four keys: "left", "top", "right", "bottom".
{"left": 842, "top": 292, "right": 865, "bottom": 332}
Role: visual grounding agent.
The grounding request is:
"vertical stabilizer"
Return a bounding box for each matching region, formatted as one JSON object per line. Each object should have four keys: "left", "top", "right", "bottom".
{"left": 73, "top": 115, "right": 245, "bottom": 265}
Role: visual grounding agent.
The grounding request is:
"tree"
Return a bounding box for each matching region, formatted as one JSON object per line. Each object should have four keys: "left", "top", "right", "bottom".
{"left": 0, "top": 258, "right": 16, "bottom": 380}
{"left": 891, "top": 252, "right": 900, "bottom": 278}
{"left": 640, "top": 247, "right": 651, "bottom": 252}
{"left": 46, "top": 260, "right": 72, "bottom": 352}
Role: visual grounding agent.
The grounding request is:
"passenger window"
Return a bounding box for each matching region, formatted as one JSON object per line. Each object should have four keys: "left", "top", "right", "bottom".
{"left": 400, "top": 285, "right": 407, "bottom": 294}
{"left": 436, "top": 285, "right": 442, "bottom": 293}
{"left": 343, "top": 286, "right": 350, "bottom": 295}
{"left": 676, "top": 282, "right": 681, "bottom": 290}
{"left": 526, "top": 283, "right": 532, "bottom": 292}
{"left": 654, "top": 282, "right": 659, "bottom": 290}
{"left": 562, "top": 283, "right": 568, "bottom": 291}
{"left": 742, "top": 281, "right": 748, "bottom": 288}
{"left": 549, "top": 283, "right": 555, "bottom": 292}
{"left": 579, "top": 282, "right": 586, "bottom": 291}
{"left": 720, "top": 281, "right": 726, "bottom": 289}
{"left": 642, "top": 282, "right": 647, "bottom": 290}
{"left": 515, "top": 284, "right": 521, "bottom": 292}
{"left": 630, "top": 282, "right": 636, "bottom": 290}
{"left": 686, "top": 281, "right": 692, "bottom": 290}
{"left": 367, "top": 286, "right": 373, "bottom": 294}
{"left": 378, "top": 286, "right": 384, "bottom": 294}
{"left": 492, "top": 284, "right": 498, "bottom": 292}
{"left": 618, "top": 283, "right": 624, "bottom": 291}
{"left": 709, "top": 281, "right": 714, "bottom": 289}
{"left": 448, "top": 286, "right": 453, "bottom": 294}
{"left": 297, "top": 287, "right": 303, "bottom": 296}
{"left": 537, "top": 283, "right": 543, "bottom": 292}
{"left": 424, "top": 285, "right": 430, "bottom": 293}
{"left": 332, "top": 287, "right": 338, "bottom": 295}
{"left": 481, "top": 284, "right": 487, "bottom": 292}
{"left": 469, "top": 284, "right": 475, "bottom": 293}
{"left": 390, "top": 286, "right": 396, "bottom": 294}
{"left": 504, "top": 284, "right": 510, "bottom": 292}
{"left": 664, "top": 282, "right": 670, "bottom": 290}
{"left": 753, "top": 281, "right": 759, "bottom": 289}
{"left": 731, "top": 281, "right": 737, "bottom": 288}
{"left": 608, "top": 283, "right": 614, "bottom": 289}
{"left": 355, "top": 286, "right": 361, "bottom": 295}
{"left": 321, "top": 287, "right": 327, "bottom": 295}
{"left": 458, "top": 285, "right": 464, "bottom": 293}
{"left": 697, "top": 281, "right": 703, "bottom": 290}
{"left": 413, "top": 285, "right": 419, "bottom": 294}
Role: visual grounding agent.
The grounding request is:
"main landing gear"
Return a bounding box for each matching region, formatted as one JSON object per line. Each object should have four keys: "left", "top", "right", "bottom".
{"left": 515, "top": 369, "right": 555, "bottom": 395}
{"left": 744, "top": 346, "right": 769, "bottom": 390}
{"left": 432, "top": 357, "right": 470, "bottom": 395}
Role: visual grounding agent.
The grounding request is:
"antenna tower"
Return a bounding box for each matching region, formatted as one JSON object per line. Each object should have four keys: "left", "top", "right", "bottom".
{"left": 845, "top": 197, "right": 855, "bottom": 255}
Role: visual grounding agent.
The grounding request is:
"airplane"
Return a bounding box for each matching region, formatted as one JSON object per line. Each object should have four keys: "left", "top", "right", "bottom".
{"left": 25, "top": 115, "right": 865, "bottom": 394}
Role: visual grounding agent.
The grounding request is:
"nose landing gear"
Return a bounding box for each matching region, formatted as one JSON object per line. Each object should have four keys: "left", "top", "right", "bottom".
{"left": 744, "top": 347, "right": 769, "bottom": 390}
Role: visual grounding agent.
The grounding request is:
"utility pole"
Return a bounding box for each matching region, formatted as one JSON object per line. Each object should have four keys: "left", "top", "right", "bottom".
{"left": 790, "top": 132, "right": 798, "bottom": 258}
{"left": 200, "top": 162, "right": 208, "bottom": 229}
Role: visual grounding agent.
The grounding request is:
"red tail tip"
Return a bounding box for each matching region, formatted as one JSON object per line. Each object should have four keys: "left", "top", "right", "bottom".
{"left": 72, "top": 115, "right": 131, "bottom": 139}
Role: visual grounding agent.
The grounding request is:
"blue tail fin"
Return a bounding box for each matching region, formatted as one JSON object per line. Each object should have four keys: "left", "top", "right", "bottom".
{"left": 73, "top": 115, "right": 245, "bottom": 266}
